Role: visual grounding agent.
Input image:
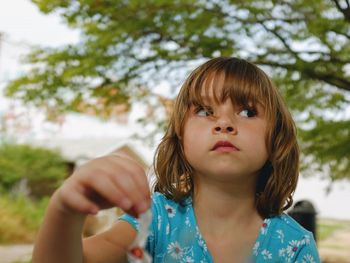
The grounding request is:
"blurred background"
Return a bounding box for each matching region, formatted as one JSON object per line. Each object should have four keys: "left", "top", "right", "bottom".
{"left": 0, "top": 0, "right": 349, "bottom": 262}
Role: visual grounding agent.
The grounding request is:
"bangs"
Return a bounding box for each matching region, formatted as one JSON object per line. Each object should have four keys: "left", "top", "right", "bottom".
{"left": 186, "top": 59, "right": 274, "bottom": 111}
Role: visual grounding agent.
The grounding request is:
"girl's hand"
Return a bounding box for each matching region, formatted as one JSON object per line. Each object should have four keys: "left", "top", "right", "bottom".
{"left": 52, "top": 154, "right": 151, "bottom": 218}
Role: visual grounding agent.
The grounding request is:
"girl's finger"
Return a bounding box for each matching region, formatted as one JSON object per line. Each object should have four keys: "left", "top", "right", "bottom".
{"left": 60, "top": 184, "right": 99, "bottom": 215}
{"left": 107, "top": 155, "right": 151, "bottom": 200}
{"left": 108, "top": 171, "right": 148, "bottom": 214}
{"left": 82, "top": 171, "right": 133, "bottom": 211}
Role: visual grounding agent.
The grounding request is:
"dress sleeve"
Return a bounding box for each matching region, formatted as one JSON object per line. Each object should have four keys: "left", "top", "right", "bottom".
{"left": 119, "top": 213, "right": 140, "bottom": 231}
{"left": 294, "top": 234, "right": 321, "bottom": 263}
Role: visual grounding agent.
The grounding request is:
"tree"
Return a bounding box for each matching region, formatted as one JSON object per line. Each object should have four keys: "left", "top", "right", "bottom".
{"left": 5, "top": 0, "right": 350, "bottom": 180}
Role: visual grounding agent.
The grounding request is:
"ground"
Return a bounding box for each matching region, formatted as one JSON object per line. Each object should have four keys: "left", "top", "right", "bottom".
{"left": 318, "top": 223, "right": 350, "bottom": 263}
{"left": 0, "top": 244, "right": 32, "bottom": 263}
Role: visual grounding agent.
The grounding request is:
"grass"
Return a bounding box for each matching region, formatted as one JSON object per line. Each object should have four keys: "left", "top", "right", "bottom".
{"left": 317, "top": 218, "right": 350, "bottom": 241}
{"left": 0, "top": 194, "right": 49, "bottom": 244}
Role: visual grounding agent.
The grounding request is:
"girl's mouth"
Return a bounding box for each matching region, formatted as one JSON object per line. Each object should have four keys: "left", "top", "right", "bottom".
{"left": 211, "top": 140, "right": 240, "bottom": 152}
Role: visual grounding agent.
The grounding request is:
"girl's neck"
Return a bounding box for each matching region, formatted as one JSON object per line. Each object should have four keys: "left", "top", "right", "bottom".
{"left": 192, "top": 175, "right": 262, "bottom": 236}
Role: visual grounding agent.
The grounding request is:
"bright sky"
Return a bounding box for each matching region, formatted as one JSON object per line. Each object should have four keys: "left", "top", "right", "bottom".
{"left": 0, "top": 0, "right": 79, "bottom": 79}
{"left": 0, "top": 0, "right": 350, "bottom": 220}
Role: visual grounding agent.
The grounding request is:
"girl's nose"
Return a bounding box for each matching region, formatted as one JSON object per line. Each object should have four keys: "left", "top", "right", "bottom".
{"left": 212, "top": 120, "right": 237, "bottom": 135}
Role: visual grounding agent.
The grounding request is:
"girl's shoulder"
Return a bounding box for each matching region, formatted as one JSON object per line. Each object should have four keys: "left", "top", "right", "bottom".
{"left": 268, "top": 213, "right": 315, "bottom": 241}
{"left": 151, "top": 192, "right": 192, "bottom": 219}
{"left": 253, "top": 213, "right": 320, "bottom": 262}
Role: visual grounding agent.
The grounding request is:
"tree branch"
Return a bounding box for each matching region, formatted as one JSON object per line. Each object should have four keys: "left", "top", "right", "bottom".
{"left": 259, "top": 22, "right": 301, "bottom": 60}
{"left": 332, "top": 0, "right": 350, "bottom": 22}
{"left": 253, "top": 57, "right": 350, "bottom": 92}
{"left": 331, "top": 28, "right": 350, "bottom": 40}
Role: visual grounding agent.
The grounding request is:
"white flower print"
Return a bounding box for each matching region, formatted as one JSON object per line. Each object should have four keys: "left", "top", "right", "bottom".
{"left": 302, "top": 254, "right": 316, "bottom": 263}
{"left": 276, "top": 229, "right": 285, "bottom": 243}
{"left": 286, "top": 240, "right": 300, "bottom": 258}
{"left": 131, "top": 218, "right": 140, "bottom": 231}
{"left": 183, "top": 256, "right": 194, "bottom": 262}
{"left": 282, "top": 215, "right": 290, "bottom": 224}
{"left": 198, "top": 238, "right": 208, "bottom": 252}
{"left": 261, "top": 219, "right": 271, "bottom": 235}
{"left": 165, "top": 204, "right": 176, "bottom": 218}
{"left": 166, "top": 223, "right": 170, "bottom": 235}
{"left": 261, "top": 249, "right": 272, "bottom": 260}
{"left": 157, "top": 215, "right": 162, "bottom": 230}
{"left": 185, "top": 217, "right": 191, "bottom": 227}
{"left": 253, "top": 242, "right": 260, "bottom": 256}
{"left": 195, "top": 226, "right": 200, "bottom": 236}
{"left": 195, "top": 226, "right": 208, "bottom": 252}
{"left": 167, "top": 241, "right": 184, "bottom": 259}
{"left": 279, "top": 248, "right": 286, "bottom": 257}
{"left": 300, "top": 234, "right": 311, "bottom": 245}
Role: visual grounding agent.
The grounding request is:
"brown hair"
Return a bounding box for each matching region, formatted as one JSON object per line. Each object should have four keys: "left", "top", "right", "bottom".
{"left": 153, "top": 57, "right": 299, "bottom": 218}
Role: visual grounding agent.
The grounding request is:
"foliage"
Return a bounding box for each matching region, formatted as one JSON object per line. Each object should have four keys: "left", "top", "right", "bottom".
{"left": 0, "top": 194, "right": 49, "bottom": 244}
{"left": 0, "top": 143, "right": 67, "bottom": 197}
{"left": 5, "top": 0, "right": 350, "bottom": 179}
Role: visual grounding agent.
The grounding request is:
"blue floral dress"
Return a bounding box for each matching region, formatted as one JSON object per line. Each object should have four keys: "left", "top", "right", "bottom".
{"left": 120, "top": 192, "right": 320, "bottom": 262}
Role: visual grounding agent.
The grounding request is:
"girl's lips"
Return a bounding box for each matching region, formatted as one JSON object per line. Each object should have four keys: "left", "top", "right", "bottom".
{"left": 211, "top": 140, "right": 240, "bottom": 152}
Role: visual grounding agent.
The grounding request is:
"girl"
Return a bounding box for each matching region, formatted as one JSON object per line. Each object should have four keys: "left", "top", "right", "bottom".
{"left": 33, "top": 57, "right": 320, "bottom": 263}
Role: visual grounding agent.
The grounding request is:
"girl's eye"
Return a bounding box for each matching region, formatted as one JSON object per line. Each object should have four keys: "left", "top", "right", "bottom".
{"left": 239, "top": 108, "right": 257, "bottom": 118}
{"left": 195, "top": 107, "right": 213, "bottom": 117}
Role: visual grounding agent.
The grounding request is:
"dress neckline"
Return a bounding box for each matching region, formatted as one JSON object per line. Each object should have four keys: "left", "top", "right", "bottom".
{"left": 185, "top": 195, "right": 271, "bottom": 262}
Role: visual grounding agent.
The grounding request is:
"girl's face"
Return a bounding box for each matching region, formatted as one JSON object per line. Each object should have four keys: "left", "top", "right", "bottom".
{"left": 182, "top": 89, "right": 269, "bottom": 185}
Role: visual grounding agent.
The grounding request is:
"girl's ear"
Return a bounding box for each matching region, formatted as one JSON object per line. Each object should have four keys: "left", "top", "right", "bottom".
{"left": 256, "top": 161, "right": 273, "bottom": 194}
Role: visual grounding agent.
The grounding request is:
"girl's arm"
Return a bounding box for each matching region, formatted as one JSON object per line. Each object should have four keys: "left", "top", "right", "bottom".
{"left": 83, "top": 220, "right": 137, "bottom": 263}
{"left": 32, "top": 154, "right": 150, "bottom": 263}
{"left": 33, "top": 202, "right": 137, "bottom": 263}
{"left": 32, "top": 193, "right": 86, "bottom": 263}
